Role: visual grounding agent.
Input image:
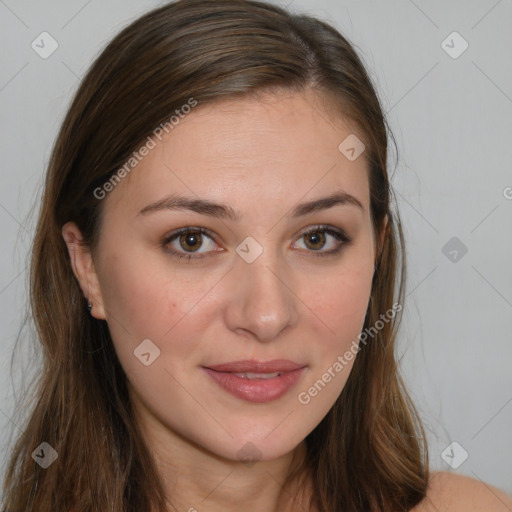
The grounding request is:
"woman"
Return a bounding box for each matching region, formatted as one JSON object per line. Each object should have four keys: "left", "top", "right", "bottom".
{"left": 2, "top": 0, "right": 511, "bottom": 510}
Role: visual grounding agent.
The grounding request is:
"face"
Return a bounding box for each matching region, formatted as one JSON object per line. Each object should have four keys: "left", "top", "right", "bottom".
{"left": 64, "top": 89, "right": 380, "bottom": 464}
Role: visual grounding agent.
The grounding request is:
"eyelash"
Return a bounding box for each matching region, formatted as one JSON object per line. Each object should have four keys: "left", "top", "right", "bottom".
{"left": 161, "top": 225, "right": 352, "bottom": 262}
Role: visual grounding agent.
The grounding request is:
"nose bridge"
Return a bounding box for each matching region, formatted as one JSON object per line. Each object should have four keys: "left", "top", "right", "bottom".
{"left": 224, "top": 242, "right": 298, "bottom": 342}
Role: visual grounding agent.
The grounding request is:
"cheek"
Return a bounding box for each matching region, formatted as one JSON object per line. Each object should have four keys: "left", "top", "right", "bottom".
{"left": 307, "top": 260, "right": 373, "bottom": 340}
{"left": 96, "top": 247, "right": 217, "bottom": 381}
{"left": 97, "top": 246, "right": 187, "bottom": 334}
{"left": 300, "top": 250, "right": 374, "bottom": 394}
{"left": 313, "top": 276, "right": 370, "bottom": 326}
{"left": 295, "top": 268, "right": 372, "bottom": 416}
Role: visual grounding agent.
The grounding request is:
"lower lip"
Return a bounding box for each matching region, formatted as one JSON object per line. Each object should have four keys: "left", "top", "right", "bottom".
{"left": 202, "top": 367, "right": 306, "bottom": 403}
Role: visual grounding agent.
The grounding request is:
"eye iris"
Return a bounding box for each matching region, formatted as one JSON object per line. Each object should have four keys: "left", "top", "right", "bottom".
{"left": 304, "top": 231, "right": 325, "bottom": 250}
{"left": 180, "top": 231, "right": 202, "bottom": 252}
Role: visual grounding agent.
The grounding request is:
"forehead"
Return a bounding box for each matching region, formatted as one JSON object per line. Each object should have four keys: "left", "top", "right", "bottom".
{"left": 105, "top": 89, "right": 370, "bottom": 217}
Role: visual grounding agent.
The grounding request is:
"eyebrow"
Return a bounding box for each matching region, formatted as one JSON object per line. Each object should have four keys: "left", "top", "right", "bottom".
{"left": 137, "top": 190, "right": 364, "bottom": 220}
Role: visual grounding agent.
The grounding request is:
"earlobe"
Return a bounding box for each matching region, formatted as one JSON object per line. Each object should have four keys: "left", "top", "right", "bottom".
{"left": 61, "top": 222, "right": 106, "bottom": 320}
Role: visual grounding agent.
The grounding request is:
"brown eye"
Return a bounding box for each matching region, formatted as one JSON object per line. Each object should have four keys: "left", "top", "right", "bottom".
{"left": 292, "top": 225, "right": 351, "bottom": 257}
{"left": 179, "top": 231, "right": 203, "bottom": 252}
{"left": 303, "top": 230, "right": 326, "bottom": 251}
{"left": 162, "top": 227, "right": 219, "bottom": 261}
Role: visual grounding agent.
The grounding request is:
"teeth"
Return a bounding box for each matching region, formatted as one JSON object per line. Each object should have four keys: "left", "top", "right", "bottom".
{"left": 233, "top": 372, "right": 282, "bottom": 379}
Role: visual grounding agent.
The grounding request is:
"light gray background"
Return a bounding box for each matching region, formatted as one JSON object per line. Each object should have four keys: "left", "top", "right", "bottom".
{"left": 1, "top": 0, "right": 511, "bottom": 498}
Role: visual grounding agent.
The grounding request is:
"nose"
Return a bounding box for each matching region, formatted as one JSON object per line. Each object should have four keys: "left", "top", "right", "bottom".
{"left": 223, "top": 250, "right": 299, "bottom": 343}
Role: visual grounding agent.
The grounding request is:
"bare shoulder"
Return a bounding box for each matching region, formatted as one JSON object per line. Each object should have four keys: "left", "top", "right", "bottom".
{"left": 411, "top": 471, "right": 512, "bottom": 512}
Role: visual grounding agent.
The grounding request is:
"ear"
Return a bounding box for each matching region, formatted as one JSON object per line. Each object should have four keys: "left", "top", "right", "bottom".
{"left": 61, "top": 221, "right": 106, "bottom": 320}
{"left": 375, "top": 214, "right": 389, "bottom": 269}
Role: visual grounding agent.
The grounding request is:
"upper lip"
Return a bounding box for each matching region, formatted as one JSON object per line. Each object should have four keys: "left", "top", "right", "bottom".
{"left": 204, "top": 359, "right": 305, "bottom": 373}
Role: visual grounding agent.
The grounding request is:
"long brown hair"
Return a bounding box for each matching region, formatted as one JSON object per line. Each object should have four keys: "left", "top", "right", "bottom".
{"left": 2, "top": 0, "right": 428, "bottom": 510}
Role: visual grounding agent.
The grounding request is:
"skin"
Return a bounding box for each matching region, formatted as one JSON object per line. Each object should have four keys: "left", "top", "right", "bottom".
{"left": 62, "top": 89, "right": 512, "bottom": 511}
{"left": 413, "top": 472, "right": 512, "bottom": 512}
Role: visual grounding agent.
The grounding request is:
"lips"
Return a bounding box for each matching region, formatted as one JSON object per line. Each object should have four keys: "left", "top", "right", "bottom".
{"left": 204, "top": 359, "right": 304, "bottom": 374}
{"left": 202, "top": 359, "right": 307, "bottom": 402}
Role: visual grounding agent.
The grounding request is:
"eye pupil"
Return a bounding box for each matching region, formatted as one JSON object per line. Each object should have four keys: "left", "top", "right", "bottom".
{"left": 304, "top": 231, "right": 325, "bottom": 250}
{"left": 180, "top": 231, "right": 202, "bottom": 252}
